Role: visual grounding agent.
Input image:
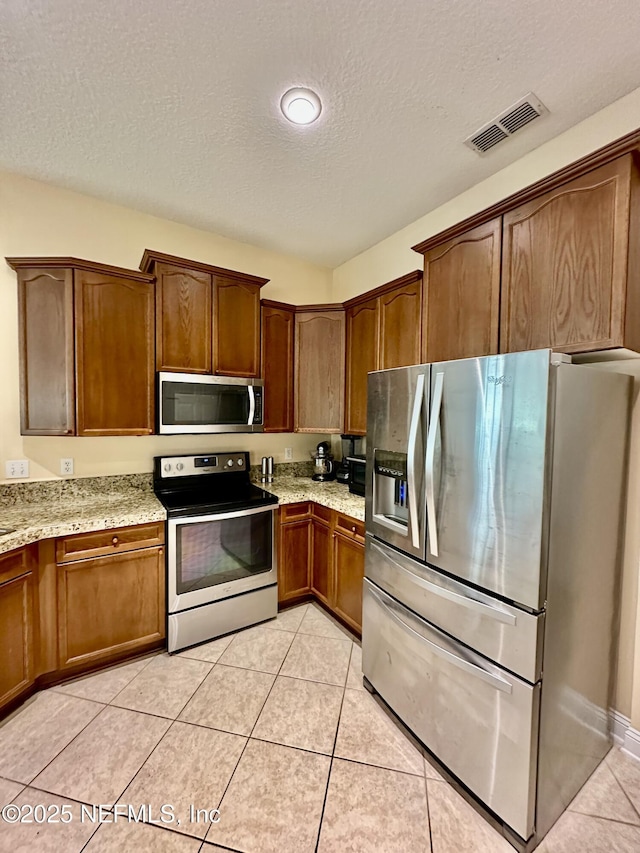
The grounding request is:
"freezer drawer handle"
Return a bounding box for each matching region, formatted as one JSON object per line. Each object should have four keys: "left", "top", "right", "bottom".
{"left": 369, "top": 585, "right": 514, "bottom": 694}
{"left": 370, "top": 541, "right": 517, "bottom": 626}
{"left": 425, "top": 371, "right": 444, "bottom": 557}
{"left": 407, "top": 373, "right": 425, "bottom": 550}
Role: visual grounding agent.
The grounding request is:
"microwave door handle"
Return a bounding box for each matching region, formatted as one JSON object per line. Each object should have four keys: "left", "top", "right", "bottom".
{"left": 426, "top": 371, "right": 444, "bottom": 557}
{"left": 407, "top": 372, "right": 425, "bottom": 550}
{"left": 247, "top": 385, "right": 255, "bottom": 426}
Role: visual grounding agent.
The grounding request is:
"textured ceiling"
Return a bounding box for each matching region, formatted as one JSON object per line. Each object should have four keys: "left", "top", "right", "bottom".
{"left": 2, "top": 0, "right": 640, "bottom": 267}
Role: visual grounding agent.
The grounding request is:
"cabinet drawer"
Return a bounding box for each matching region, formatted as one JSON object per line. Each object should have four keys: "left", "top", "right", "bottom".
{"left": 335, "top": 513, "right": 365, "bottom": 540}
{"left": 0, "top": 547, "right": 32, "bottom": 585}
{"left": 56, "top": 523, "right": 165, "bottom": 563}
{"left": 363, "top": 580, "right": 539, "bottom": 840}
{"left": 280, "top": 502, "right": 311, "bottom": 522}
{"left": 311, "top": 503, "right": 332, "bottom": 525}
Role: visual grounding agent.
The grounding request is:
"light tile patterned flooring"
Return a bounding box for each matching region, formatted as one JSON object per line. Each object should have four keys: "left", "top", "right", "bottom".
{"left": 1, "top": 602, "right": 640, "bottom": 851}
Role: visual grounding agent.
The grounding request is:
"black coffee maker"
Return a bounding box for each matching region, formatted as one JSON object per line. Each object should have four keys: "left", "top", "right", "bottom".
{"left": 336, "top": 435, "right": 362, "bottom": 485}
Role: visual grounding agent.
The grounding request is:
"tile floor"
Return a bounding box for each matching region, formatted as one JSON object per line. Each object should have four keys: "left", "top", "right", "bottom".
{"left": 0, "top": 602, "right": 639, "bottom": 851}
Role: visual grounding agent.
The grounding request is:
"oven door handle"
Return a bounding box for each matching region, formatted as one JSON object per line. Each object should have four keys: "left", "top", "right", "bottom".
{"left": 167, "top": 503, "right": 277, "bottom": 527}
{"left": 248, "top": 386, "right": 256, "bottom": 425}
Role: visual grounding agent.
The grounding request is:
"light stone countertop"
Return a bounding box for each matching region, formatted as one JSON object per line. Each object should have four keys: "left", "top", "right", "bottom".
{"left": 260, "top": 476, "right": 365, "bottom": 521}
{"left": 0, "top": 472, "right": 364, "bottom": 556}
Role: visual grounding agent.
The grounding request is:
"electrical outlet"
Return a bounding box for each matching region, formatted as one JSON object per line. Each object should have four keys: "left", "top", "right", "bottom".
{"left": 5, "top": 459, "right": 29, "bottom": 479}
{"left": 60, "top": 458, "right": 74, "bottom": 476}
{"left": 284, "top": 447, "right": 293, "bottom": 461}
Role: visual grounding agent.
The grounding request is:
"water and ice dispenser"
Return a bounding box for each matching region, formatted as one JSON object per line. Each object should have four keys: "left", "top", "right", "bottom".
{"left": 372, "top": 449, "right": 409, "bottom": 533}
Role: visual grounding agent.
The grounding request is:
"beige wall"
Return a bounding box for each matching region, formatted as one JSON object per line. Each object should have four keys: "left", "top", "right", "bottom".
{"left": 0, "top": 171, "right": 333, "bottom": 480}
{"left": 330, "top": 84, "right": 640, "bottom": 725}
{"left": 332, "top": 86, "right": 640, "bottom": 302}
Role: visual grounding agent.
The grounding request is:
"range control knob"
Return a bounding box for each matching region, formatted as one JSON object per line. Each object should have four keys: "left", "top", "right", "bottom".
{"left": 226, "top": 459, "right": 234, "bottom": 468}
{"left": 237, "top": 458, "right": 244, "bottom": 466}
{"left": 176, "top": 462, "right": 184, "bottom": 471}
{"left": 163, "top": 463, "right": 172, "bottom": 473}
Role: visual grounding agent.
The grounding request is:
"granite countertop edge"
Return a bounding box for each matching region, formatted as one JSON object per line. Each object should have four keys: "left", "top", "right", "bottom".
{"left": 0, "top": 476, "right": 365, "bottom": 556}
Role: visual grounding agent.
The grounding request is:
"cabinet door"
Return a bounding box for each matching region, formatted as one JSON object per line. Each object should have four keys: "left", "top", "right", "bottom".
{"left": 379, "top": 280, "right": 422, "bottom": 369}
{"left": 17, "top": 268, "right": 75, "bottom": 435}
{"left": 422, "top": 218, "right": 501, "bottom": 362}
{"left": 0, "top": 551, "right": 34, "bottom": 709}
{"left": 75, "top": 271, "right": 155, "bottom": 435}
{"left": 501, "top": 157, "right": 633, "bottom": 354}
{"left": 345, "top": 298, "right": 379, "bottom": 435}
{"left": 214, "top": 276, "right": 261, "bottom": 377}
{"left": 156, "top": 263, "right": 212, "bottom": 373}
{"left": 295, "top": 310, "right": 346, "bottom": 433}
{"left": 261, "top": 303, "right": 295, "bottom": 432}
{"left": 278, "top": 519, "right": 311, "bottom": 602}
{"left": 57, "top": 547, "right": 165, "bottom": 670}
{"left": 310, "top": 519, "right": 333, "bottom": 606}
{"left": 333, "top": 532, "right": 365, "bottom": 634}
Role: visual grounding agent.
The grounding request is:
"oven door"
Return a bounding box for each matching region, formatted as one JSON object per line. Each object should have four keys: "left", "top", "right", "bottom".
{"left": 167, "top": 504, "right": 276, "bottom": 612}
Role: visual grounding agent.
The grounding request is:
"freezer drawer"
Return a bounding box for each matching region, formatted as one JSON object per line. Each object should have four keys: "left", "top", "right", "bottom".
{"left": 365, "top": 536, "right": 544, "bottom": 683}
{"left": 363, "top": 580, "right": 540, "bottom": 841}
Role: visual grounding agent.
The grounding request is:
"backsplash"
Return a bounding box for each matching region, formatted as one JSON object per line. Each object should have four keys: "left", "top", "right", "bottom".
{"left": 0, "top": 473, "right": 153, "bottom": 506}
{"left": 249, "top": 460, "right": 315, "bottom": 481}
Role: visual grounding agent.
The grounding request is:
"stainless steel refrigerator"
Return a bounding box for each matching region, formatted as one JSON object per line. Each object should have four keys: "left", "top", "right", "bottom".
{"left": 363, "top": 348, "right": 630, "bottom": 851}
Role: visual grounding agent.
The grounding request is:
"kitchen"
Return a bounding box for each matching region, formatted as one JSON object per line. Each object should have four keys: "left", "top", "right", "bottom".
{"left": 3, "top": 2, "right": 640, "bottom": 852}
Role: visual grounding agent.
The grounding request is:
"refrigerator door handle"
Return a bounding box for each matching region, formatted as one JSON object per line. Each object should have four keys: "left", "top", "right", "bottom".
{"left": 426, "top": 370, "right": 444, "bottom": 557}
{"left": 407, "top": 372, "right": 425, "bottom": 550}
{"left": 368, "top": 584, "right": 513, "bottom": 694}
{"left": 370, "top": 541, "right": 517, "bottom": 626}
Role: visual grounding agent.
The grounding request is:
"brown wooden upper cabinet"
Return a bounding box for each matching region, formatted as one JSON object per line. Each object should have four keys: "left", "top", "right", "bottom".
{"left": 7, "top": 258, "right": 155, "bottom": 436}
{"left": 141, "top": 250, "right": 268, "bottom": 378}
{"left": 344, "top": 271, "right": 422, "bottom": 435}
{"left": 295, "top": 306, "right": 345, "bottom": 433}
{"left": 261, "top": 300, "right": 295, "bottom": 432}
{"left": 416, "top": 219, "right": 501, "bottom": 363}
{"left": 501, "top": 154, "right": 640, "bottom": 354}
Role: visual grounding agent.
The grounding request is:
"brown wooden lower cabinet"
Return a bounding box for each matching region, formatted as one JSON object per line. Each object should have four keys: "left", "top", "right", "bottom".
{"left": 278, "top": 505, "right": 311, "bottom": 601}
{"left": 56, "top": 546, "right": 165, "bottom": 670}
{"left": 278, "top": 503, "right": 365, "bottom": 633}
{"left": 0, "top": 548, "right": 35, "bottom": 709}
{"left": 310, "top": 518, "right": 332, "bottom": 606}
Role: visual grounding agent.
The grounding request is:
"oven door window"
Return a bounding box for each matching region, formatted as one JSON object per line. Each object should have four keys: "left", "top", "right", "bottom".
{"left": 176, "top": 511, "right": 272, "bottom": 594}
{"left": 162, "top": 381, "right": 250, "bottom": 427}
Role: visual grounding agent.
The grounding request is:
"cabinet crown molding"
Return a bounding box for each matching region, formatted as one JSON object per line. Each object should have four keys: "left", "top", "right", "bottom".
{"left": 343, "top": 269, "right": 422, "bottom": 309}
{"left": 139, "top": 249, "right": 269, "bottom": 287}
{"left": 411, "top": 129, "right": 640, "bottom": 255}
{"left": 6, "top": 257, "right": 154, "bottom": 283}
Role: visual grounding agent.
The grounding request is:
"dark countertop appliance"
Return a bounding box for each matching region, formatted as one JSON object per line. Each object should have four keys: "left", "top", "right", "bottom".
{"left": 336, "top": 434, "right": 363, "bottom": 484}
{"left": 347, "top": 454, "right": 366, "bottom": 496}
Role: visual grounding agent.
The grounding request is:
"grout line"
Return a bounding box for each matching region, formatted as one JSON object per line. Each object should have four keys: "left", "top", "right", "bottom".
{"left": 605, "top": 753, "right": 640, "bottom": 824}
{"left": 424, "top": 774, "right": 435, "bottom": 851}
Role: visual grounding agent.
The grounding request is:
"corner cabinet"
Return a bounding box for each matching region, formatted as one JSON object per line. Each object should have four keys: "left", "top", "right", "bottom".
{"left": 141, "top": 250, "right": 268, "bottom": 379}
{"left": 295, "top": 306, "right": 346, "bottom": 433}
{"left": 501, "top": 155, "right": 640, "bottom": 354}
{"left": 8, "top": 258, "right": 155, "bottom": 436}
{"left": 344, "top": 271, "right": 422, "bottom": 435}
{"left": 261, "top": 300, "right": 295, "bottom": 432}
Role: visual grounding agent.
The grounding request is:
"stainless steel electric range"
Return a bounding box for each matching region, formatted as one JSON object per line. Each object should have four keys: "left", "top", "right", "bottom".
{"left": 153, "top": 452, "right": 279, "bottom": 653}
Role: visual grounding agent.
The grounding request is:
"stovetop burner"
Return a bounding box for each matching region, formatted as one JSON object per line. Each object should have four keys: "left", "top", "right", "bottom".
{"left": 153, "top": 451, "right": 278, "bottom": 518}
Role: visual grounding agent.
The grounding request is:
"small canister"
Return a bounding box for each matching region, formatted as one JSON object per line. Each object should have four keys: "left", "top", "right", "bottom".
{"left": 261, "top": 456, "right": 269, "bottom": 483}
{"left": 267, "top": 456, "right": 274, "bottom": 483}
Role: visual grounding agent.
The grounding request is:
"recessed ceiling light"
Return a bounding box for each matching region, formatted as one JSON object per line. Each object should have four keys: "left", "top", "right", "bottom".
{"left": 280, "top": 88, "right": 322, "bottom": 125}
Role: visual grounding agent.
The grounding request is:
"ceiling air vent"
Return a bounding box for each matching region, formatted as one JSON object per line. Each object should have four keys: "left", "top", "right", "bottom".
{"left": 464, "top": 93, "right": 548, "bottom": 155}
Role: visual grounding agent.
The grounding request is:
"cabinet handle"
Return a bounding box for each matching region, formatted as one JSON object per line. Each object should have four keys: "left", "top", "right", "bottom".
{"left": 351, "top": 525, "right": 356, "bottom": 533}
{"left": 112, "top": 536, "right": 119, "bottom": 546}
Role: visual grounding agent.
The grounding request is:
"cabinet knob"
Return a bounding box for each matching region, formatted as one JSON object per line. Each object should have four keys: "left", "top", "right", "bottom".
{"left": 112, "top": 536, "right": 119, "bottom": 546}
{"left": 351, "top": 526, "right": 356, "bottom": 533}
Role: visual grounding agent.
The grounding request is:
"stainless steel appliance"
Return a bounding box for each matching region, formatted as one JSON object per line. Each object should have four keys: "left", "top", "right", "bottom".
{"left": 153, "top": 452, "right": 278, "bottom": 652}
{"left": 311, "top": 441, "right": 336, "bottom": 482}
{"left": 158, "top": 372, "right": 263, "bottom": 434}
{"left": 363, "top": 349, "right": 631, "bottom": 851}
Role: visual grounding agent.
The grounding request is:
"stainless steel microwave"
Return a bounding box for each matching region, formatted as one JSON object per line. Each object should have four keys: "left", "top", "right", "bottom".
{"left": 158, "top": 372, "right": 264, "bottom": 434}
